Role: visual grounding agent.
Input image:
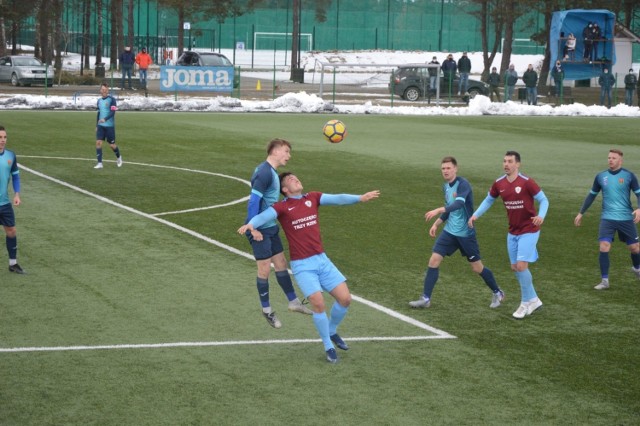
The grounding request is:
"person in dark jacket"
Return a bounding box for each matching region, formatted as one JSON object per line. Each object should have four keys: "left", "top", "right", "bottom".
{"left": 504, "top": 64, "right": 518, "bottom": 102}
{"left": 487, "top": 67, "right": 501, "bottom": 102}
{"left": 582, "top": 22, "right": 593, "bottom": 62}
{"left": 551, "top": 60, "right": 564, "bottom": 98}
{"left": 598, "top": 67, "right": 615, "bottom": 108}
{"left": 457, "top": 51, "right": 471, "bottom": 95}
{"left": 522, "top": 64, "right": 538, "bottom": 105}
{"left": 441, "top": 54, "right": 457, "bottom": 96}
{"left": 119, "top": 46, "right": 136, "bottom": 89}
{"left": 427, "top": 56, "right": 440, "bottom": 91}
{"left": 623, "top": 68, "right": 637, "bottom": 106}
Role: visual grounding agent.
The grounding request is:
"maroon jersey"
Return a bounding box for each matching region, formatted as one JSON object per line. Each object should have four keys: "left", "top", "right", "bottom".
{"left": 489, "top": 174, "right": 541, "bottom": 235}
{"left": 272, "top": 191, "right": 324, "bottom": 260}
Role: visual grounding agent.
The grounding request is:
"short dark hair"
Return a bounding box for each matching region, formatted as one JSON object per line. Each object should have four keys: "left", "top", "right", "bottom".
{"left": 505, "top": 151, "right": 521, "bottom": 162}
{"left": 267, "top": 138, "right": 291, "bottom": 155}
{"left": 279, "top": 171, "right": 293, "bottom": 195}
{"left": 610, "top": 149, "right": 623, "bottom": 157}
{"left": 101, "top": 82, "right": 109, "bottom": 89}
{"left": 0, "top": 125, "right": 5, "bottom": 131}
{"left": 441, "top": 156, "right": 457, "bottom": 166}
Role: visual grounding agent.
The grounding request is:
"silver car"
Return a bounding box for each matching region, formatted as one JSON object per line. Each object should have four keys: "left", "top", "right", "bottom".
{"left": 0, "top": 55, "right": 54, "bottom": 86}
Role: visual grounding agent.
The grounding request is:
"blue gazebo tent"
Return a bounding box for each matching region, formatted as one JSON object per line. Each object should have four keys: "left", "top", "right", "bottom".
{"left": 550, "top": 9, "right": 616, "bottom": 80}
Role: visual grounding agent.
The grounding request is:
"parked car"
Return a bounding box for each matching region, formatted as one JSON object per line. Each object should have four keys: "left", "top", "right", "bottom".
{"left": 389, "top": 64, "right": 489, "bottom": 101}
{"left": 0, "top": 55, "right": 54, "bottom": 87}
{"left": 176, "top": 51, "right": 239, "bottom": 88}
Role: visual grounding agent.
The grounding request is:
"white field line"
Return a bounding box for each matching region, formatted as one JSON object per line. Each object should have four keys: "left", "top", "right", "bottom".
{"left": 0, "top": 336, "right": 453, "bottom": 353}
{"left": 4, "top": 160, "right": 456, "bottom": 353}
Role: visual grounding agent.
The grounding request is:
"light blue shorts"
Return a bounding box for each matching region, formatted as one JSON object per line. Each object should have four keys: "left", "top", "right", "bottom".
{"left": 507, "top": 231, "right": 540, "bottom": 265}
{"left": 291, "top": 253, "right": 346, "bottom": 298}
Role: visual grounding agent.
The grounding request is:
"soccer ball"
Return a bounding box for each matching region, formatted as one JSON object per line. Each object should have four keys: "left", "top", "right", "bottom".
{"left": 322, "top": 119, "right": 347, "bottom": 143}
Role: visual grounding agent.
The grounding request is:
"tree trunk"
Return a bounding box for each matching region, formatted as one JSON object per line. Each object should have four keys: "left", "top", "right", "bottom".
{"left": 83, "top": 0, "right": 91, "bottom": 70}
{"left": 53, "top": 0, "right": 63, "bottom": 71}
{"left": 110, "top": 0, "right": 119, "bottom": 69}
{"left": 96, "top": 0, "right": 103, "bottom": 65}
{"left": 127, "top": 0, "right": 134, "bottom": 50}
{"left": 290, "top": 0, "right": 300, "bottom": 81}
{"left": 117, "top": 0, "right": 124, "bottom": 64}
{"left": 499, "top": 0, "right": 515, "bottom": 74}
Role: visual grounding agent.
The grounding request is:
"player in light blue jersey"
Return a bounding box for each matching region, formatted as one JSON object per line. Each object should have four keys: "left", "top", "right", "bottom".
{"left": 409, "top": 157, "right": 503, "bottom": 309}
{"left": 575, "top": 149, "right": 640, "bottom": 290}
{"left": 0, "top": 125, "right": 25, "bottom": 274}
{"left": 94, "top": 83, "right": 122, "bottom": 169}
{"left": 243, "top": 138, "right": 311, "bottom": 328}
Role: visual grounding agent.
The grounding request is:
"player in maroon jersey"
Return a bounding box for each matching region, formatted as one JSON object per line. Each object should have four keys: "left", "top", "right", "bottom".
{"left": 239, "top": 172, "right": 379, "bottom": 363}
{"left": 469, "top": 151, "right": 549, "bottom": 319}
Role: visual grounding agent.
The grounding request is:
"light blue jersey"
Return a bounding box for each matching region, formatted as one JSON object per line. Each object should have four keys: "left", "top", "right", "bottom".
{"left": 0, "top": 148, "right": 19, "bottom": 206}
{"left": 441, "top": 177, "right": 475, "bottom": 237}
{"left": 591, "top": 168, "right": 640, "bottom": 221}
{"left": 245, "top": 161, "right": 280, "bottom": 229}
{"left": 97, "top": 95, "right": 117, "bottom": 127}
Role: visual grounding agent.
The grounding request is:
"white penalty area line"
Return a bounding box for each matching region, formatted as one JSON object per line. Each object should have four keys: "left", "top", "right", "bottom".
{"left": 0, "top": 336, "right": 454, "bottom": 354}
{"left": 9, "top": 162, "right": 456, "bottom": 353}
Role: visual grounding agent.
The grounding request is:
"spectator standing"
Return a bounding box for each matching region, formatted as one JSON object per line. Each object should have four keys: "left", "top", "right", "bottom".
{"left": 135, "top": 47, "right": 153, "bottom": 89}
{"left": 551, "top": 60, "right": 564, "bottom": 98}
{"left": 457, "top": 51, "right": 472, "bottom": 95}
{"left": 522, "top": 64, "right": 538, "bottom": 105}
{"left": 119, "top": 46, "right": 135, "bottom": 90}
{"left": 591, "top": 23, "right": 602, "bottom": 62}
{"left": 427, "top": 56, "right": 440, "bottom": 91}
{"left": 565, "top": 33, "right": 576, "bottom": 61}
{"left": 487, "top": 67, "right": 501, "bottom": 102}
{"left": 624, "top": 68, "right": 637, "bottom": 107}
{"left": 504, "top": 64, "right": 518, "bottom": 102}
{"left": 598, "top": 67, "right": 615, "bottom": 108}
{"left": 638, "top": 71, "right": 640, "bottom": 107}
{"left": 583, "top": 22, "right": 593, "bottom": 62}
{"left": 441, "top": 54, "right": 457, "bottom": 96}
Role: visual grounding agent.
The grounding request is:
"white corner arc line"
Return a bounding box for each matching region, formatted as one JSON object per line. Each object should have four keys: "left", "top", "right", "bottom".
{"left": 15, "top": 163, "right": 456, "bottom": 350}
{"left": 20, "top": 155, "right": 251, "bottom": 216}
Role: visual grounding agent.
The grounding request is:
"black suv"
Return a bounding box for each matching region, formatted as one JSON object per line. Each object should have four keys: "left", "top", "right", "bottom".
{"left": 176, "top": 51, "right": 239, "bottom": 88}
{"left": 389, "top": 64, "right": 489, "bottom": 101}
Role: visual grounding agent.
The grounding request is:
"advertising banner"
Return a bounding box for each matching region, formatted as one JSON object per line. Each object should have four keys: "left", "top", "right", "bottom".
{"left": 160, "top": 66, "right": 235, "bottom": 92}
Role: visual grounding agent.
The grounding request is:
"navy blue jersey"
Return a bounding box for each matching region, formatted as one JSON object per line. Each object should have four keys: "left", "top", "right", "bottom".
{"left": 0, "top": 148, "right": 19, "bottom": 206}
{"left": 591, "top": 168, "right": 640, "bottom": 221}
{"left": 441, "top": 177, "right": 475, "bottom": 237}
{"left": 97, "top": 95, "right": 117, "bottom": 127}
{"left": 246, "top": 161, "right": 280, "bottom": 229}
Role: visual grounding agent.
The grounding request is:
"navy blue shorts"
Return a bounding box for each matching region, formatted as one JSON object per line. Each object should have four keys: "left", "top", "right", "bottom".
{"left": 96, "top": 125, "right": 116, "bottom": 144}
{"left": 0, "top": 203, "right": 16, "bottom": 227}
{"left": 432, "top": 230, "right": 482, "bottom": 262}
{"left": 246, "top": 225, "right": 285, "bottom": 260}
{"left": 598, "top": 219, "right": 640, "bottom": 245}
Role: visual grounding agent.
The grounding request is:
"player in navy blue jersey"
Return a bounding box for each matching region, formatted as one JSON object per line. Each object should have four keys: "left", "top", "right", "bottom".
{"left": 94, "top": 83, "right": 122, "bottom": 169}
{"left": 409, "top": 157, "right": 504, "bottom": 310}
{"left": 0, "top": 125, "right": 25, "bottom": 274}
{"left": 574, "top": 149, "right": 640, "bottom": 290}
{"left": 244, "top": 139, "right": 312, "bottom": 329}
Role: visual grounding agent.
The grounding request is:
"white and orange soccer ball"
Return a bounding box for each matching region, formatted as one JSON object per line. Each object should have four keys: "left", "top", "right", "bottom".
{"left": 322, "top": 119, "right": 347, "bottom": 143}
